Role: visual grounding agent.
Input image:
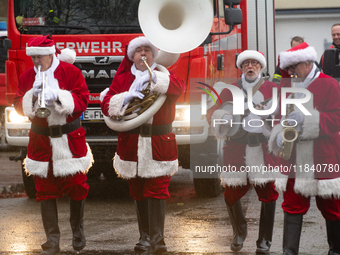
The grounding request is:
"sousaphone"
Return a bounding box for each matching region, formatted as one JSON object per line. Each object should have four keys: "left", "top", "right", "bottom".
{"left": 104, "top": 0, "right": 213, "bottom": 132}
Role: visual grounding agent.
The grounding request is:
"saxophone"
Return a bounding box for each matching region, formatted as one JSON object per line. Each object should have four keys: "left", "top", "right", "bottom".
{"left": 279, "top": 75, "right": 299, "bottom": 160}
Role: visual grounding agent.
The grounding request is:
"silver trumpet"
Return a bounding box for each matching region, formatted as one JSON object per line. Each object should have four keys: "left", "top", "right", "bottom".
{"left": 36, "top": 65, "right": 51, "bottom": 118}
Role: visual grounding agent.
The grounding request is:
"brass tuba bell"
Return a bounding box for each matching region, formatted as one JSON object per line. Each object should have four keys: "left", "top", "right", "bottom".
{"left": 104, "top": 0, "right": 214, "bottom": 132}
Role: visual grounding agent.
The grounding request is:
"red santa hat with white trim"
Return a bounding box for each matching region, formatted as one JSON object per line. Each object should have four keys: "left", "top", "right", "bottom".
{"left": 236, "top": 50, "right": 266, "bottom": 70}
{"left": 127, "top": 36, "right": 158, "bottom": 61}
{"left": 279, "top": 42, "right": 317, "bottom": 70}
{"left": 26, "top": 35, "right": 76, "bottom": 64}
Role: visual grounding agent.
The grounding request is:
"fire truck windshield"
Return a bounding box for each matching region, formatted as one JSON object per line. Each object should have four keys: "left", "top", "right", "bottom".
{"left": 14, "top": 0, "right": 142, "bottom": 35}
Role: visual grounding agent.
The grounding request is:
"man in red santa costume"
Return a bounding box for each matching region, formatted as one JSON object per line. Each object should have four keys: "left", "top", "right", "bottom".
{"left": 13, "top": 35, "right": 93, "bottom": 254}
{"left": 208, "top": 50, "right": 278, "bottom": 254}
{"left": 100, "top": 36, "right": 186, "bottom": 254}
{"left": 268, "top": 42, "right": 340, "bottom": 255}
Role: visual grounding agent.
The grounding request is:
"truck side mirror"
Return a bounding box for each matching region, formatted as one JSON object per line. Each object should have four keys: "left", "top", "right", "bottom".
{"left": 3, "top": 38, "right": 11, "bottom": 49}
{"left": 323, "top": 48, "right": 340, "bottom": 78}
{"left": 224, "top": 8, "right": 243, "bottom": 25}
{"left": 223, "top": 0, "right": 243, "bottom": 26}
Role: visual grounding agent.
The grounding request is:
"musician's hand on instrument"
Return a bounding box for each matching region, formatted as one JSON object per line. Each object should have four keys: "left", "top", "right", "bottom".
{"left": 255, "top": 103, "right": 264, "bottom": 110}
{"left": 100, "top": 88, "right": 109, "bottom": 102}
{"left": 276, "top": 131, "right": 284, "bottom": 148}
{"left": 44, "top": 87, "right": 59, "bottom": 102}
{"left": 123, "top": 91, "right": 145, "bottom": 105}
{"left": 287, "top": 110, "right": 304, "bottom": 125}
{"left": 259, "top": 100, "right": 275, "bottom": 119}
{"left": 33, "top": 77, "right": 43, "bottom": 97}
{"left": 131, "top": 74, "right": 150, "bottom": 92}
{"left": 151, "top": 71, "right": 157, "bottom": 83}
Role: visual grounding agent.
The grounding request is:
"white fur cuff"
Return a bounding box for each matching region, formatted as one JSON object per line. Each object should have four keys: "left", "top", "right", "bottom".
{"left": 318, "top": 178, "right": 340, "bottom": 199}
{"left": 221, "top": 171, "right": 248, "bottom": 187}
{"left": 108, "top": 92, "right": 128, "bottom": 117}
{"left": 211, "top": 109, "right": 231, "bottom": 140}
{"left": 22, "top": 89, "right": 36, "bottom": 119}
{"left": 151, "top": 70, "right": 169, "bottom": 94}
{"left": 54, "top": 89, "right": 75, "bottom": 115}
{"left": 300, "top": 108, "right": 319, "bottom": 140}
{"left": 24, "top": 157, "right": 49, "bottom": 178}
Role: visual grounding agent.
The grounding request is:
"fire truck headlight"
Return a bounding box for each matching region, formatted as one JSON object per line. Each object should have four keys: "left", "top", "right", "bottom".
{"left": 175, "top": 107, "right": 190, "bottom": 122}
{"left": 175, "top": 106, "right": 204, "bottom": 122}
{"left": 8, "top": 110, "right": 29, "bottom": 124}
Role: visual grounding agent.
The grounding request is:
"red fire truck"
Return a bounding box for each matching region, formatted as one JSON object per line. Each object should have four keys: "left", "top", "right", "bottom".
{"left": 3, "top": 0, "right": 275, "bottom": 198}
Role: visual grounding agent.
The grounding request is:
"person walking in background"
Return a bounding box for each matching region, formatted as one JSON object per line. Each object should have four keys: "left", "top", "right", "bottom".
{"left": 208, "top": 50, "right": 279, "bottom": 254}
{"left": 100, "top": 36, "right": 186, "bottom": 254}
{"left": 319, "top": 23, "right": 340, "bottom": 71}
{"left": 13, "top": 35, "right": 93, "bottom": 254}
{"left": 272, "top": 36, "right": 304, "bottom": 85}
{"left": 269, "top": 42, "right": 340, "bottom": 255}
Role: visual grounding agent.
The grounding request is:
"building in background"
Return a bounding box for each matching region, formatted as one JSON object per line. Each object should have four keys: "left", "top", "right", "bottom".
{"left": 275, "top": 0, "right": 340, "bottom": 66}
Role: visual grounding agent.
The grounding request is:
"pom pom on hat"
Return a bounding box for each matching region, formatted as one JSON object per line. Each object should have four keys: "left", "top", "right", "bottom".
{"left": 57, "top": 48, "right": 76, "bottom": 64}
{"left": 127, "top": 36, "right": 158, "bottom": 61}
{"left": 26, "top": 35, "right": 56, "bottom": 56}
{"left": 279, "top": 42, "right": 317, "bottom": 70}
{"left": 236, "top": 50, "right": 266, "bottom": 70}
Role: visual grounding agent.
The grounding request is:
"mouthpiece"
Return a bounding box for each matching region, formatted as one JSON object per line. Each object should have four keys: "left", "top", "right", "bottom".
{"left": 141, "top": 56, "right": 147, "bottom": 61}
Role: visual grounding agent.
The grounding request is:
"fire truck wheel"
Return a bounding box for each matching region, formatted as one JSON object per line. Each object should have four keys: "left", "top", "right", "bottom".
{"left": 21, "top": 162, "right": 36, "bottom": 199}
{"left": 193, "top": 177, "right": 222, "bottom": 197}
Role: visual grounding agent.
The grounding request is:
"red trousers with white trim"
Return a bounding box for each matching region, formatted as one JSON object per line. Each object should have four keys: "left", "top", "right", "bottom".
{"left": 224, "top": 180, "right": 279, "bottom": 207}
{"left": 128, "top": 176, "right": 171, "bottom": 201}
{"left": 282, "top": 178, "right": 340, "bottom": 221}
{"left": 33, "top": 163, "right": 89, "bottom": 202}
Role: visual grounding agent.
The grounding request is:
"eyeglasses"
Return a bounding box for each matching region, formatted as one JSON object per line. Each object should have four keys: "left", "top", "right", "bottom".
{"left": 242, "top": 60, "right": 259, "bottom": 67}
{"left": 285, "top": 62, "right": 301, "bottom": 72}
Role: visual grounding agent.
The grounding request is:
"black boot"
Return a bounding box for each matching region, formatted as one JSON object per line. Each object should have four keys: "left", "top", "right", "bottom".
{"left": 282, "top": 212, "right": 303, "bottom": 255}
{"left": 148, "top": 198, "right": 167, "bottom": 254}
{"left": 226, "top": 199, "right": 248, "bottom": 252}
{"left": 256, "top": 201, "right": 276, "bottom": 254}
{"left": 134, "top": 199, "right": 151, "bottom": 253}
{"left": 70, "top": 199, "right": 86, "bottom": 251}
{"left": 326, "top": 219, "right": 340, "bottom": 255}
{"left": 40, "top": 199, "right": 60, "bottom": 254}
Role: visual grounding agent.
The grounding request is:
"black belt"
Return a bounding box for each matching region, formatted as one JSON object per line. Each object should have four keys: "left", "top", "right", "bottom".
{"left": 127, "top": 124, "right": 172, "bottom": 137}
{"left": 230, "top": 133, "right": 267, "bottom": 147}
{"left": 31, "top": 118, "right": 81, "bottom": 138}
{"left": 295, "top": 135, "right": 326, "bottom": 143}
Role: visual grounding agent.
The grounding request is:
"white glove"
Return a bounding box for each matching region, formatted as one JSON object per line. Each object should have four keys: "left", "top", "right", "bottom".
{"left": 276, "top": 131, "right": 284, "bottom": 148}
{"left": 263, "top": 99, "right": 272, "bottom": 110}
{"left": 140, "top": 72, "right": 157, "bottom": 91}
{"left": 287, "top": 110, "right": 305, "bottom": 125}
{"left": 257, "top": 99, "right": 273, "bottom": 119}
{"left": 33, "top": 76, "right": 43, "bottom": 97}
{"left": 100, "top": 88, "right": 109, "bottom": 102}
{"left": 44, "top": 87, "right": 59, "bottom": 102}
{"left": 130, "top": 74, "right": 149, "bottom": 92}
{"left": 151, "top": 71, "right": 157, "bottom": 83}
{"left": 123, "top": 91, "right": 145, "bottom": 105}
{"left": 223, "top": 114, "right": 233, "bottom": 122}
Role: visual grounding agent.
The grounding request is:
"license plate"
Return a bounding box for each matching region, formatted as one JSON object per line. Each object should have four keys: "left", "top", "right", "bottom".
{"left": 81, "top": 108, "right": 103, "bottom": 120}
